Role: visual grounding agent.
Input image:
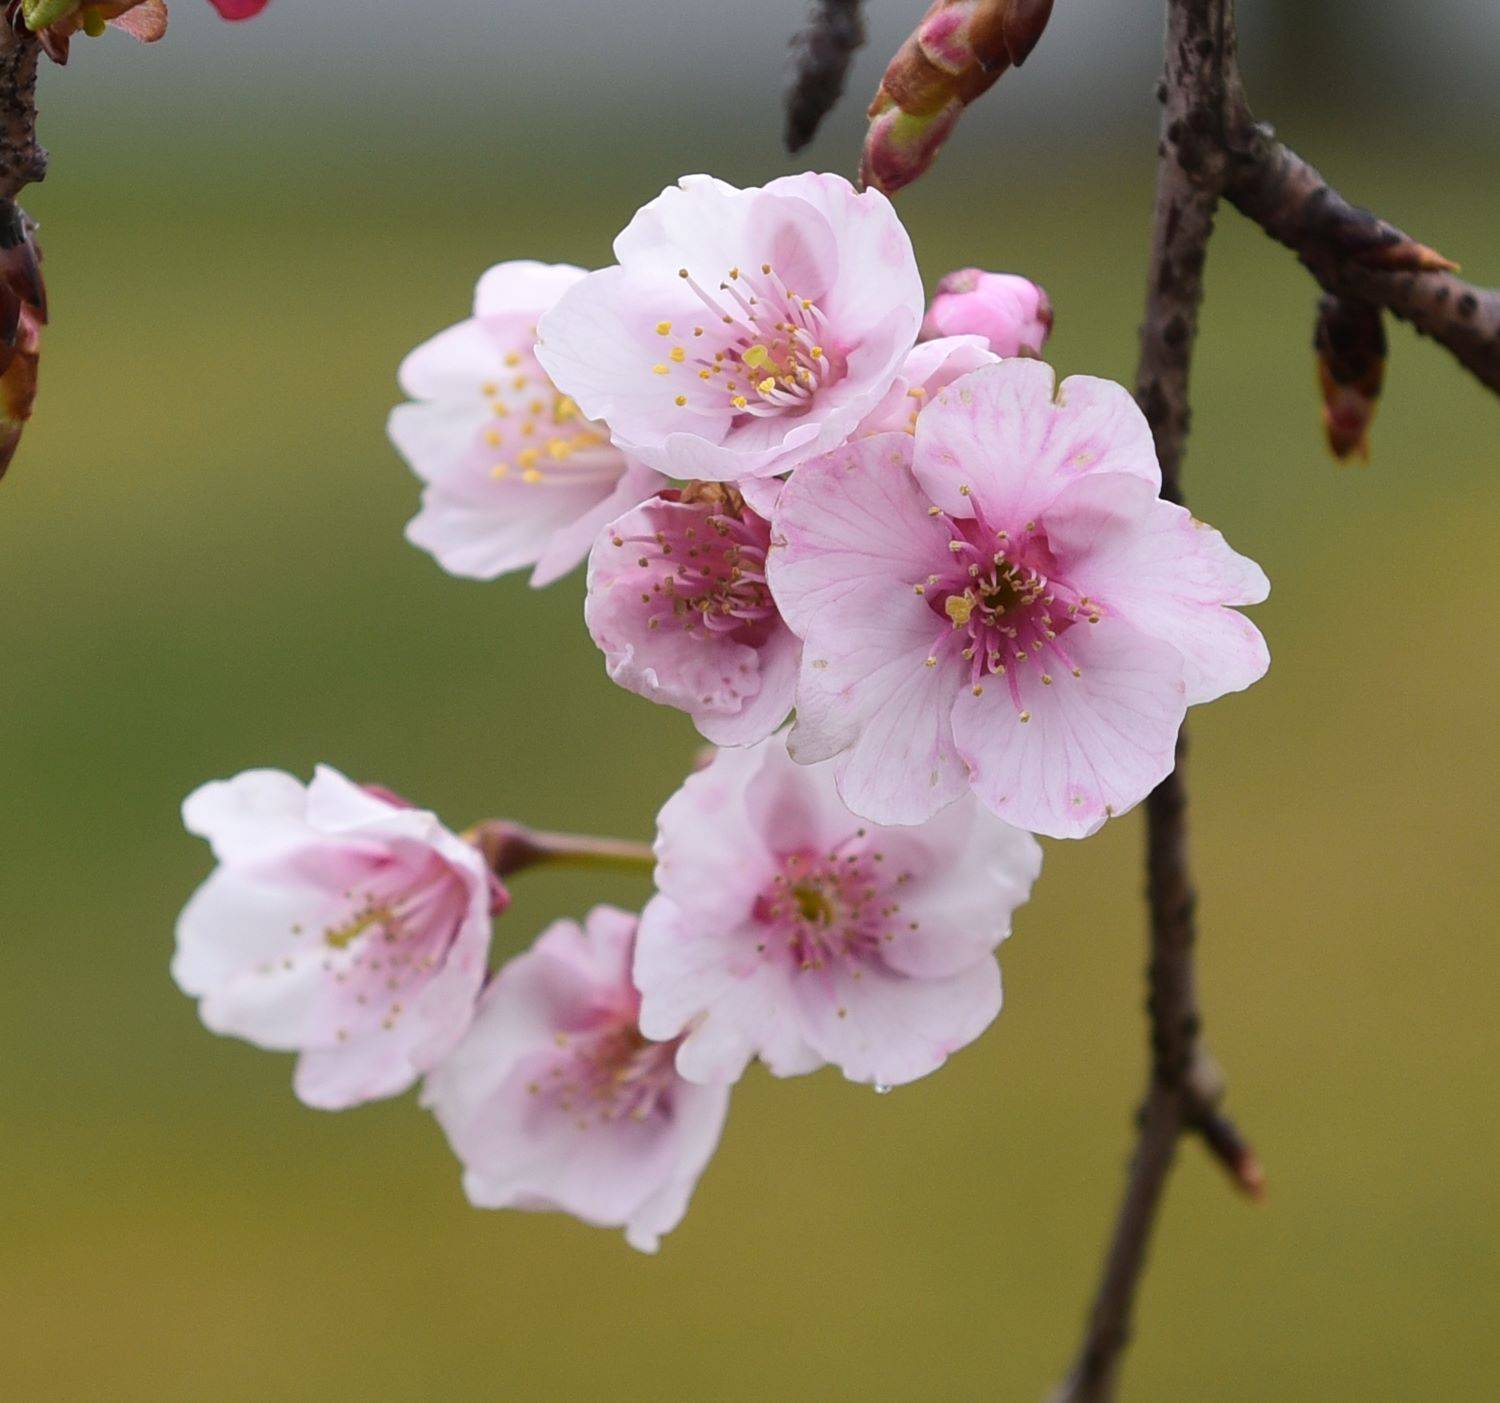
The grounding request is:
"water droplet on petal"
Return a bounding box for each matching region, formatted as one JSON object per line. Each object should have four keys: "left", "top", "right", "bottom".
{"left": 873, "top": 1082, "right": 892, "bottom": 1095}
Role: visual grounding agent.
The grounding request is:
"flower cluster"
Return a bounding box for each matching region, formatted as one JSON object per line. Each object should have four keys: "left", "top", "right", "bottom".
{"left": 177, "top": 171, "right": 1267, "bottom": 1252}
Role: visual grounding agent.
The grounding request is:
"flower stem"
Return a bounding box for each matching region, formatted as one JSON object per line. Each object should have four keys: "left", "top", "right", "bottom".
{"left": 466, "top": 820, "right": 655, "bottom": 880}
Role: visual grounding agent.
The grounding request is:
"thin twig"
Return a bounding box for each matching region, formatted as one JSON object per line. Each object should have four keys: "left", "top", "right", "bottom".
{"left": 1225, "top": 131, "right": 1500, "bottom": 394}
{"left": 0, "top": 13, "right": 45, "bottom": 201}
{"left": 1050, "top": 2, "right": 1255, "bottom": 1398}
{"left": 784, "top": 0, "right": 866, "bottom": 153}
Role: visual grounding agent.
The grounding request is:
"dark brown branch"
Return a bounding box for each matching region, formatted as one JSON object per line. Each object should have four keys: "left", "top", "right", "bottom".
{"left": 0, "top": 14, "right": 45, "bottom": 201}
{"left": 1051, "top": 4, "right": 1260, "bottom": 1399}
{"left": 784, "top": 0, "right": 866, "bottom": 153}
{"left": 467, "top": 820, "right": 655, "bottom": 880}
{"left": 1225, "top": 130, "right": 1500, "bottom": 395}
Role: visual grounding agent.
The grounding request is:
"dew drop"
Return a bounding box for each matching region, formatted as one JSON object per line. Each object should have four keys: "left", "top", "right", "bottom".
{"left": 873, "top": 1082, "right": 892, "bottom": 1096}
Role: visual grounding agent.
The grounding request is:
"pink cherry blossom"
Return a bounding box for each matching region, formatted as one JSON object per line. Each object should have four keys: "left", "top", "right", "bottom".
{"left": 633, "top": 739, "right": 1042, "bottom": 1087}
{"left": 173, "top": 766, "right": 499, "bottom": 1110}
{"left": 920, "top": 269, "right": 1054, "bottom": 359}
{"left": 422, "top": 906, "right": 729, "bottom": 1253}
{"left": 768, "top": 360, "right": 1269, "bottom": 838}
{"left": 856, "top": 334, "right": 998, "bottom": 436}
{"left": 585, "top": 485, "right": 798, "bottom": 745}
{"left": 389, "top": 261, "right": 666, "bottom": 587}
{"left": 209, "top": 0, "right": 269, "bottom": 16}
{"left": 534, "top": 173, "right": 925, "bottom": 482}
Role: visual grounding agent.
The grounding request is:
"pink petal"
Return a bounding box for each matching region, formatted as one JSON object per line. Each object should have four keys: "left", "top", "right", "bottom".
{"left": 951, "top": 619, "right": 1187, "bottom": 839}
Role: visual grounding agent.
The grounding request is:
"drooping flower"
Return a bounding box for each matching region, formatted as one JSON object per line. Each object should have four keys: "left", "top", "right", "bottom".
{"left": 389, "top": 261, "right": 666, "bottom": 587}
{"left": 920, "top": 269, "right": 1053, "bottom": 359}
{"left": 534, "top": 173, "right": 925, "bottom": 482}
{"left": 633, "top": 739, "right": 1042, "bottom": 1087}
{"left": 585, "top": 483, "right": 798, "bottom": 745}
{"left": 173, "top": 766, "right": 500, "bottom": 1110}
{"left": 855, "top": 333, "right": 997, "bottom": 436}
{"left": 768, "top": 360, "right": 1269, "bottom": 838}
{"left": 422, "top": 906, "right": 729, "bottom": 1253}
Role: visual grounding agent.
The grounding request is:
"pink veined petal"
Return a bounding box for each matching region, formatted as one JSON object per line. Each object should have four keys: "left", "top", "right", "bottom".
{"left": 951, "top": 619, "right": 1188, "bottom": 839}
{"left": 693, "top": 624, "right": 800, "bottom": 748}
{"left": 473, "top": 261, "right": 586, "bottom": 321}
{"left": 621, "top": 1081, "right": 731, "bottom": 1253}
{"left": 1042, "top": 473, "right": 1271, "bottom": 705}
{"left": 767, "top": 432, "right": 952, "bottom": 637}
{"left": 181, "top": 769, "right": 311, "bottom": 864}
{"left": 791, "top": 610, "right": 970, "bottom": 825}
{"left": 915, "top": 361, "right": 1161, "bottom": 528}
{"left": 530, "top": 460, "right": 666, "bottom": 588}
{"left": 792, "top": 956, "right": 1002, "bottom": 1086}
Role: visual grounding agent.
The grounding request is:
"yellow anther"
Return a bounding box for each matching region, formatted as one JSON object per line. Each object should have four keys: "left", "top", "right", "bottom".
{"left": 656, "top": 321, "right": 672, "bottom": 335}
{"left": 669, "top": 347, "right": 686, "bottom": 363}
{"left": 652, "top": 364, "right": 670, "bottom": 376}
{"left": 552, "top": 395, "right": 579, "bottom": 423}
{"left": 810, "top": 346, "right": 824, "bottom": 359}
{"left": 481, "top": 382, "right": 498, "bottom": 397}
{"left": 675, "top": 395, "right": 687, "bottom": 407}
{"left": 518, "top": 447, "right": 541, "bottom": 469}
{"left": 757, "top": 377, "right": 776, "bottom": 395}
{"left": 491, "top": 402, "right": 510, "bottom": 417}
{"left": 731, "top": 395, "right": 748, "bottom": 409}
{"left": 484, "top": 430, "right": 502, "bottom": 446}
{"left": 699, "top": 369, "right": 712, "bottom": 380}
{"left": 503, "top": 353, "right": 521, "bottom": 368}
{"left": 547, "top": 438, "right": 572, "bottom": 460}
{"left": 490, "top": 462, "right": 510, "bottom": 478}
{"left": 522, "top": 468, "right": 543, "bottom": 483}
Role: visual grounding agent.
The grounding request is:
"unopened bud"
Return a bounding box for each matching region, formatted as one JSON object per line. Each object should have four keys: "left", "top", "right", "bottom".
{"left": 0, "top": 205, "right": 46, "bottom": 481}
{"left": 860, "top": 0, "right": 1054, "bottom": 195}
{"left": 921, "top": 269, "right": 1053, "bottom": 358}
{"left": 1314, "top": 294, "right": 1385, "bottom": 463}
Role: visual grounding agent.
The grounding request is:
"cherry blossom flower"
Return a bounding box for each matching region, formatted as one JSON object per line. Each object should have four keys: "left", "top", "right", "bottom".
{"left": 585, "top": 484, "right": 798, "bottom": 745}
{"left": 768, "top": 360, "right": 1269, "bottom": 838}
{"left": 920, "top": 269, "right": 1054, "bottom": 359}
{"left": 208, "top": 0, "right": 269, "bottom": 15}
{"left": 173, "top": 766, "right": 499, "bottom": 1110}
{"left": 422, "top": 906, "right": 729, "bottom": 1253}
{"left": 856, "top": 334, "right": 998, "bottom": 436}
{"left": 534, "top": 172, "right": 925, "bottom": 482}
{"left": 389, "top": 261, "right": 666, "bottom": 587}
{"left": 633, "top": 739, "right": 1042, "bottom": 1087}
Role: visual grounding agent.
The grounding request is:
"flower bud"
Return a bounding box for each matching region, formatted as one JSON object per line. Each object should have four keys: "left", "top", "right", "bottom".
{"left": 860, "top": 0, "right": 1054, "bottom": 195}
{"left": 0, "top": 205, "right": 46, "bottom": 481}
{"left": 1314, "top": 294, "right": 1385, "bottom": 463}
{"left": 920, "top": 269, "right": 1053, "bottom": 358}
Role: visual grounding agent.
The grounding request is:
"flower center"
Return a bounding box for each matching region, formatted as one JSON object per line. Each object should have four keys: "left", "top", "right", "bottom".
{"left": 529, "top": 1021, "right": 681, "bottom": 1131}
{"left": 611, "top": 494, "right": 779, "bottom": 645}
{"left": 653, "top": 262, "right": 844, "bottom": 421}
{"left": 477, "top": 349, "right": 617, "bottom": 485}
{"left": 921, "top": 513, "right": 1102, "bottom": 717}
{"left": 752, "top": 841, "right": 916, "bottom": 975}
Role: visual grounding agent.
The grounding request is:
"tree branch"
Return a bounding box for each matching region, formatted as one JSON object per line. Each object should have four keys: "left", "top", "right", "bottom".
{"left": 784, "top": 0, "right": 866, "bottom": 154}
{"left": 1050, "top": 3, "right": 1259, "bottom": 1398}
{"left": 1225, "top": 130, "right": 1500, "bottom": 395}
{"left": 0, "top": 14, "right": 45, "bottom": 201}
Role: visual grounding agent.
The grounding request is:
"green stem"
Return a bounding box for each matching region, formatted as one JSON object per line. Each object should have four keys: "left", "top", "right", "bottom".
{"left": 466, "top": 820, "right": 655, "bottom": 880}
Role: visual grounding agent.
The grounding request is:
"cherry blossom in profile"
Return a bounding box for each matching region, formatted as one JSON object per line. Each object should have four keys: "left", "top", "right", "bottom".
{"left": 422, "top": 906, "right": 730, "bottom": 1253}
{"left": 585, "top": 483, "right": 798, "bottom": 745}
{"left": 173, "top": 766, "right": 498, "bottom": 1109}
{"left": 389, "top": 260, "right": 665, "bottom": 586}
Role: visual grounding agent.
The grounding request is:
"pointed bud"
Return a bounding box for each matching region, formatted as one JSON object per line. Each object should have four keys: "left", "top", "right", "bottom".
{"left": 0, "top": 205, "right": 46, "bottom": 481}
{"left": 860, "top": 0, "right": 1054, "bottom": 195}
{"left": 1314, "top": 294, "right": 1385, "bottom": 463}
{"left": 921, "top": 269, "right": 1053, "bottom": 357}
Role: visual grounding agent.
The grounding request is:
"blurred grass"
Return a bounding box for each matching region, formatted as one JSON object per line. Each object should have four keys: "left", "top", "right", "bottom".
{"left": 0, "top": 94, "right": 1497, "bottom": 1402}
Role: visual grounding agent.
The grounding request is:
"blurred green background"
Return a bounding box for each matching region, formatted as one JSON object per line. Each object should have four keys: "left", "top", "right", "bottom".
{"left": 2, "top": 7, "right": 1498, "bottom": 1401}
